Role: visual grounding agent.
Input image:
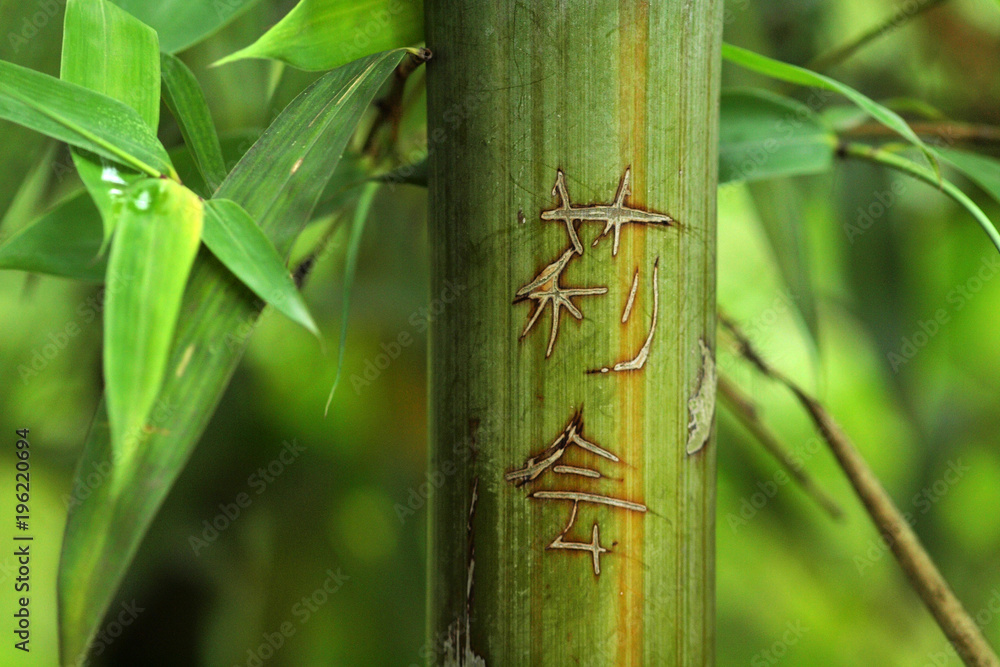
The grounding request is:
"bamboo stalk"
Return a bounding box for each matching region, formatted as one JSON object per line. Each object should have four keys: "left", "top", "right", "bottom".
{"left": 425, "top": 1, "right": 722, "bottom": 663}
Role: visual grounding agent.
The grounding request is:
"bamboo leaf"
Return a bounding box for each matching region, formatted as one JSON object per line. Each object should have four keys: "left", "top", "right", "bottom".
{"left": 0, "top": 59, "right": 174, "bottom": 178}
{"left": 104, "top": 178, "right": 203, "bottom": 461}
{"left": 0, "top": 138, "right": 252, "bottom": 283}
{"left": 843, "top": 143, "right": 1000, "bottom": 254}
{"left": 58, "top": 49, "right": 407, "bottom": 666}
{"left": 747, "top": 180, "right": 820, "bottom": 352}
{"left": 326, "top": 181, "right": 377, "bottom": 413}
{"left": 110, "top": 0, "right": 266, "bottom": 54}
{"left": 719, "top": 89, "right": 837, "bottom": 184}
{"left": 938, "top": 148, "right": 1000, "bottom": 209}
{"left": 203, "top": 198, "right": 318, "bottom": 334}
{"left": 215, "top": 0, "right": 423, "bottom": 71}
{"left": 0, "top": 192, "right": 105, "bottom": 281}
{"left": 161, "top": 52, "right": 228, "bottom": 192}
{"left": 0, "top": 0, "right": 64, "bottom": 224}
{"left": 62, "top": 0, "right": 164, "bottom": 244}
{"left": 170, "top": 132, "right": 260, "bottom": 198}
{"left": 721, "top": 42, "right": 939, "bottom": 177}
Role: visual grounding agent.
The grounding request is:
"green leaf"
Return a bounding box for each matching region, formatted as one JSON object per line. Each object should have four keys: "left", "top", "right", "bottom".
{"left": 59, "top": 49, "right": 408, "bottom": 666}
{"left": 938, "top": 149, "right": 1000, "bottom": 209}
{"left": 721, "top": 42, "right": 939, "bottom": 177}
{"left": 326, "top": 181, "right": 378, "bottom": 413}
{"left": 0, "top": 137, "right": 254, "bottom": 283}
{"left": 62, "top": 0, "right": 163, "bottom": 244}
{"left": 215, "top": 0, "right": 423, "bottom": 71}
{"left": 0, "top": 59, "right": 174, "bottom": 179}
{"left": 104, "top": 178, "right": 203, "bottom": 461}
{"left": 0, "top": 192, "right": 105, "bottom": 281}
{"left": 170, "top": 132, "right": 260, "bottom": 198}
{"left": 161, "top": 52, "right": 228, "bottom": 192}
{"left": 719, "top": 89, "right": 837, "bottom": 184}
{"left": 110, "top": 0, "right": 266, "bottom": 54}
{"left": 842, "top": 143, "right": 1000, "bottom": 255}
{"left": 203, "top": 198, "right": 318, "bottom": 334}
{"left": 747, "top": 180, "right": 820, "bottom": 353}
{"left": 0, "top": 0, "right": 64, "bottom": 224}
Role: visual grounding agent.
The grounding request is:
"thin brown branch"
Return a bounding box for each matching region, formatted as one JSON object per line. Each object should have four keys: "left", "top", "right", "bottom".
{"left": 292, "top": 211, "right": 350, "bottom": 288}
{"left": 844, "top": 121, "right": 1000, "bottom": 147}
{"left": 717, "top": 374, "right": 845, "bottom": 521}
{"left": 808, "top": 0, "right": 949, "bottom": 72}
{"left": 363, "top": 49, "right": 431, "bottom": 158}
{"left": 719, "top": 313, "right": 1000, "bottom": 667}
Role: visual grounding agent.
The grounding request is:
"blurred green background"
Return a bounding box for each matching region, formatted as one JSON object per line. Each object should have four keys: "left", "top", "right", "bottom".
{"left": 1, "top": 0, "right": 1000, "bottom": 664}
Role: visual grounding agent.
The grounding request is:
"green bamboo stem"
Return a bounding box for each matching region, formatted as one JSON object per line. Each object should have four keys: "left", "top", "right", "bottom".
{"left": 425, "top": 2, "right": 721, "bottom": 664}
{"left": 808, "top": 0, "right": 949, "bottom": 72}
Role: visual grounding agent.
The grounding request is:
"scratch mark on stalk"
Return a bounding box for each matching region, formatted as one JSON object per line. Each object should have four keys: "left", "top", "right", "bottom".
{"left": 588, "top": 258, "right": 659, "bottom": 374}
{"left": 514, "top": 248, "right": 607, "bottom": 358}
{"left": 444, "top": 476, "right": 485, "bottom": 666}
{"left": 621, "top": 268, "right": 640, "bottom": 324}
{"left": 553, "top": 464, "right": 602, "bottom": 479}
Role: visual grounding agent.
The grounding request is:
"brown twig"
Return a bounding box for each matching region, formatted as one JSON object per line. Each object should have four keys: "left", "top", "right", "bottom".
{"left": 719, "top": 313, "right": 1000, "bottom": 667}
{"left": 808, "top": 0, "right": 949, "bottom": 72}
{"left": 362, "top": 49, "right": 431, "bottom": 158}
{"left": 717, "top": 374, "right": 845, "bottom": 521}
{"left": 844, "top": 121, "right": 1000, "bottom": 147}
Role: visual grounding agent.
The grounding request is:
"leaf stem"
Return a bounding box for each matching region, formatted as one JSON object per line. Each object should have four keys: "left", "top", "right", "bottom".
{"left": 808, "top": 0, "right": 949, "bottom": 71}
{"left": 844, "top": 121, "right": 1000, "bottom": 146}
{"left": 717, "top": 373, "right": 844, "bottom": 521}
{"left": 839, "top": 141, "right": 1000, "bottom": 254}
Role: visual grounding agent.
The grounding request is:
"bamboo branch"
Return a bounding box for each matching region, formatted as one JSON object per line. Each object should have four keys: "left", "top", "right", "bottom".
{"left": 844, "top": 121, "right": 1000, "bottom": 147}
{"left": 362, "top": 49, "right": 431, "bottom": 157}
{"left": 719, "top": 314, "right": 1000, "bottom": 667}
{"left": 717, "top": 374, "right": 845, "bottom": 521}
{"left": 808, "top": 0, "right": 949, "bottom": 72}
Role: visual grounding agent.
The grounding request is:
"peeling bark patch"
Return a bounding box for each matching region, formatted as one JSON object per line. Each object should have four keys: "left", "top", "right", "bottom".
{"left": 541, "top": 167, "right": 675, "bottom": 256}
{"left": 505, "top": 408, "right": 647, "bottom": 575}
{"left": 686, "top": 339, "right": 716, "bottom": 455}
{"left": 589, "top": 258, "right": 659, "bottom": 374}
{"left": 513, "top": 247, "right": 607, "bottom": 358}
